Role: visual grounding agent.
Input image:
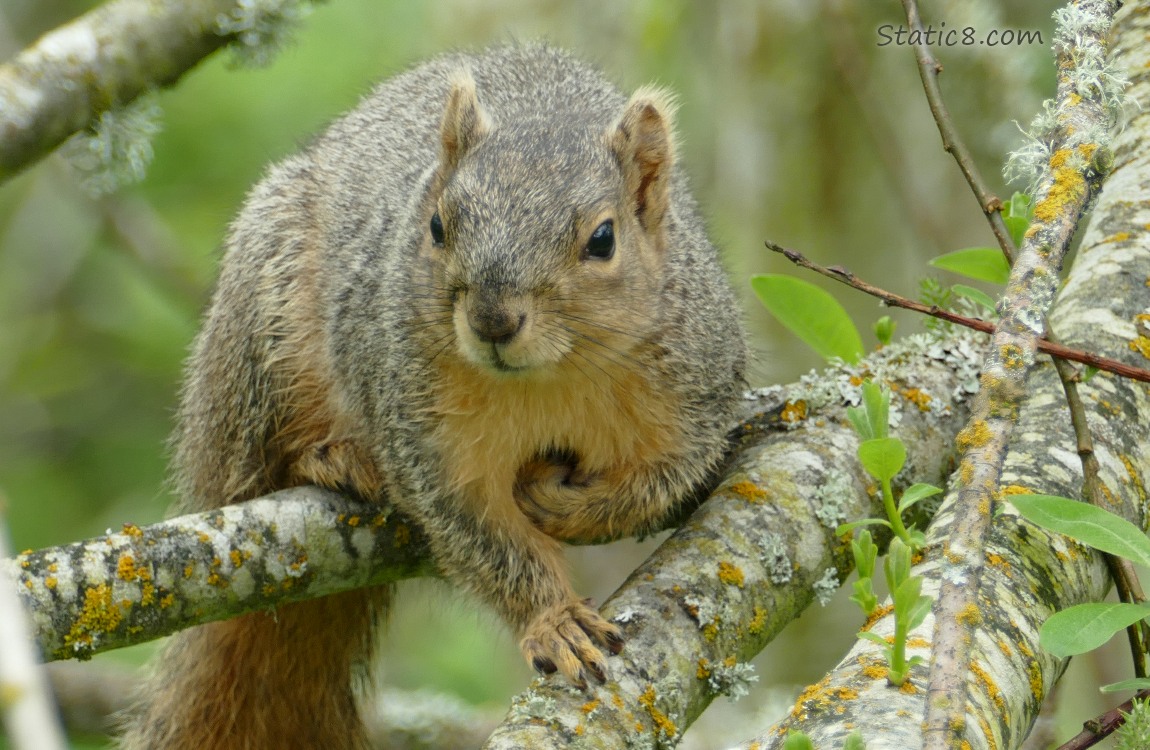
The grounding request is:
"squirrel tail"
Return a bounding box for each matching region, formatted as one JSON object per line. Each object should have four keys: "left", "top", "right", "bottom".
{"left": 119, "top": 586, "right": 390, "bottom": 750}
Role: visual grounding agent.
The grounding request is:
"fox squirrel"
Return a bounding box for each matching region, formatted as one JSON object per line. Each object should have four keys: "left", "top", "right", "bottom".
{"left": 120, "top": 43, "right": 746, "bottom": 749}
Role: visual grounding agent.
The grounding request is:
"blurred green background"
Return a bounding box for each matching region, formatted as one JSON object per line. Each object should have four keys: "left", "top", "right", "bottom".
{"left": 0, "top": 1, "right": 1107, "bottom": 747}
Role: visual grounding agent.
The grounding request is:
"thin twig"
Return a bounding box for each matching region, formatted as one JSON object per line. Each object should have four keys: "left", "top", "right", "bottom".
{"left": 901, "top": 0, "right": 1017, "bottom": 264}
{"left": 1055, "top": 689, "right": 1150, "bottom": 750}
{"left": 765, "top": 240, "right": 1150, "bottom": 384}
{"left": 1051, "top": 345, "right": 1147, "bottom": 679}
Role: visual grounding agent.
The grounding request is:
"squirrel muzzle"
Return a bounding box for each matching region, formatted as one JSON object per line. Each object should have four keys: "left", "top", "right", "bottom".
{"left": 454, "top": 288, "right": 560, "bottom": 373}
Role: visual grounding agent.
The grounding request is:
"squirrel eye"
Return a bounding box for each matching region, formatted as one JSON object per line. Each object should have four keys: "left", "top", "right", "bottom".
{"left": 429, "top": 211, "right": 445, "bottom": 246}
{"left": 584, "top": 220, "right": 614, "bottom": 260}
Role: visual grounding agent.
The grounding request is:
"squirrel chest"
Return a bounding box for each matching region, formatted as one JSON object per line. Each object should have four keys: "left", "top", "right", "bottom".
{"left": 428, "top": 355, "right": 679, "bottom": 523}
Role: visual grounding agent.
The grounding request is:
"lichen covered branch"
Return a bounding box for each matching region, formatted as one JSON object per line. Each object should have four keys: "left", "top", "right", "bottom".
{"left": 1, "top": 486, "right": 432, "bottom": 661}
{"left": 920, "top": 3, "right": 1123, "bottom": 746}
{"left": 0, "top": 0, "right": 322, "bottom": 182}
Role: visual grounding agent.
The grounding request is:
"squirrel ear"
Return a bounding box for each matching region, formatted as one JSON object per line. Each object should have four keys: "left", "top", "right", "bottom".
{"left": 611, "top": 86, "right": 678, "bottom": 232}
{"left": 439, "top": 70, "right": 491, "bottom": 172}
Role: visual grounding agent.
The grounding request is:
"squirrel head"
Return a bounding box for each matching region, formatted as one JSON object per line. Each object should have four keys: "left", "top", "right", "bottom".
{"left": 423, "top": 69, "right": 679, "bottom": 378}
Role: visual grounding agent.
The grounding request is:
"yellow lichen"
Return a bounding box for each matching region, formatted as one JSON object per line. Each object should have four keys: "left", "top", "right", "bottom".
{"left": 1102, "top": 231, "right": 1131, "bottom": 243}
{"left": 862, "top": 603, "right": 895, "bottom": 631}
{"left": 45, "top": 576, "right": 57, "bottom": 589}
{"left": 748, "top": 606, "right": 767, "bottom": 635}
{"left": 638, "top": 685, "right": 677, "bottom": 738}
{"left": 900, "top": 387, "right": 933, "bottom": 411}
{"left": 898, "top": 680, "right": 918, "bottom": 695}
{"left": 726, "top": 480, "right": 768, "bottom": 504}
{"left": 1120, "top": 454, "right": 1147, "bottom": 502}
{"left": 956, "top": 420, "right": 992, "bottom": 452}
{"left": 717, "top": 561, "right": 745, "bottom": 588}
{"left": 780, "top": 399, "right": 808, "bottom": 424}
{"left": 970, "top": 661, "right": 1005, "bottom": 712}
{"left": 229, "top": 550, "right": 244, "bottom": 568}
{"left": 581, "top": 698, "right": 600, "bottom": 715}
{"left": 999, "top": 343, "right": 1026, "bottom": 370}
{"left": 1001, "top": 484, "right": 1036, "bottom": 496}
{"left": 696, "top": 658, "right": 711, "bottom": 680}
{"left": 395, "top": 524, "right": 411, "bottom": 547}
{"left": 958, "top": 604, "right": 982, "bottom": 626}
{"left": 347, "top": 515, "right": 361, "bottom": 527}
{"left": 160, "top": 593, "right": 175, "bottom": 609}
{"left": 1033, "top": 148, "right": 1087, "bottom": 223}
{"left": 122, "top": 523, "right": 144, "bottom": 538}
{"left": 65, "top": 584, "right": 124, "bottom": 649}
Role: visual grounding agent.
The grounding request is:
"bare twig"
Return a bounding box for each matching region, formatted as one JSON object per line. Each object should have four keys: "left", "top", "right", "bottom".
{"left": 1055, "top": 689, "right": 1150, "bottom": 750}
{"left": 1052, "top": 344, "right": 1148, "bottom": 681}
{"left": 901, "top": 0, "right": 1017, "bottom": 264}
{"left": 764, "top": 240, "right": 1150, "bottom": 384}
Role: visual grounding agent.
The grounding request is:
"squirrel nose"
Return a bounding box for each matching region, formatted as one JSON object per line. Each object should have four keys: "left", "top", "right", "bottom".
{"left": 468, "top": 306, "right": 526, "bottom": 344}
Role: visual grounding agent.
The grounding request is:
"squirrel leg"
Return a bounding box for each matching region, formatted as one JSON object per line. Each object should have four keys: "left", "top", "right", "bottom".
{"left": 427, "top": 500, "right": 623, "bottom": 687}
{"left": 120, "top": 587, "right": 388, "bottom": 750}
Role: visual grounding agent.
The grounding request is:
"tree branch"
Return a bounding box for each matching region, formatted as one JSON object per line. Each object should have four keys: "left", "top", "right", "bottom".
{"left": 1, "top": 487, "right": 432, "bottom": 661}
{"left": 743, "top": 1, "right": 1148, "bottom": 746}
{"left": 920, "top": 2, "right": 1122, "bottom": 745}
{"left": 0, "top": 0, "right": 313, "bottom": 181}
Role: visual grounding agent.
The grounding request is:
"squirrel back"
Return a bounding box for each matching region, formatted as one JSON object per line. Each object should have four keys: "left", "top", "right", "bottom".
{"left": 124, "top": 43, "right": 746, "bottom": 749}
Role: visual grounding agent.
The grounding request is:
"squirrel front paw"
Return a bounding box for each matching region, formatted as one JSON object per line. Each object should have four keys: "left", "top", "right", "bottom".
{"left": 514, "top": 452, "right": 607, "bottom": 542}
{"left": 520, "top": 598, "right": 624, "bottom": 688}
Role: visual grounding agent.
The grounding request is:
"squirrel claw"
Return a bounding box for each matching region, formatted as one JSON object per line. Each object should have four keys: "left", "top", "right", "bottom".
{"left": 521, "top": 599, "right": 623, "bottom": 687}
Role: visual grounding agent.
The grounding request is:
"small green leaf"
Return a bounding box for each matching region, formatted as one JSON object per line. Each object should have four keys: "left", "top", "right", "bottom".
{"left": 951, "top": 284, "right": 998, "bottom": 314}
{"left": 783, "top": 731, "right": 815, "bottom": 750}
{"left": 843, "top": 730, "right": 867, "bottom": 750}
{"left": 859, "top": 381, "right": 890, "bottom": 440}
{"left": 837, "top": 519, "right": 893, "bottom": 535}
{"left": 1101, "top": 678, "right": 1150, "bottom": 693}
{"left": 858, "top": 437, "right": 906, "bottom": 483}
{"left": 850, "top": 578, "right": 878, "bottom": 616}
{"left": 873, "top": 315, "right": 896, "bottom": 345}
{"left": 906, "top": 528, "right": 927, "bottom": 550}
{"left": 898, "top": 483, "right": 943, "bottom": 514}
{"left": 1082, "top": 365, "right": 1100, "bottom": 382}
{"left": 858, "top": 631, "right": 892, "bottom": 649}
{"left": 929, "top": 247, "right": 1011, "bottom": 285}
{"left": 905, "top": 594, "right": 933, "bottom": 631}
{"left": 1039, "top": 602, "right": 1150, "bottom": 658}
{"left": 1008, "top": 494, "right": 1150, "bottom": 568}
{"left": 851, "top": 529, "right": 878, "bottom": 578}
{"left": 751, "top": 274, "right": 865, "bottom": 364}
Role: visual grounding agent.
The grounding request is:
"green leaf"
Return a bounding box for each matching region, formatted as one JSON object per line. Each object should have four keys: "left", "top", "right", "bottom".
{"left": 1004, "top": 216, "right": 1029, "bottom": 248}
{"left": 929, "top": 247, "right": 1011, "bottom": 285}
{"left": 751, "top": 274, "right": 865, "bottom": 364}
{"left": 951, "top": 284, "right": 998, "bottom": 314}
{"left": 859, "top": 381, "right": 890, "bottom": 440}
{"left": 783, "top": 731, "right": 815, "bottom": 750}
{"left": 858, "top": 438, "right": 906, "bottom": 483}
{"left": 850, "top": 578, "right": 878, "bottom": 616}
{"left": 843, "top": 731, "right": 867, "bottom": 750}
{"left": 1082, "top": 365, "right": 1100, "bottom": 382}
{"left": 1007, "top": 494, "right": 1150, "bottom": 568}
{"left": 851, "top": 529, "right": 878, "bottom": 578}
{"left": 1101, "top": 678, "right": 1150, "bottom": 693}
{"left": 1039, "top": 602, "right": 1150, "bottom": 658}
{"left": 858, "top": 631, "right": 892, "bottom": 649}
{"left": 1004, "top": 193, "right": 1033, "bottom": 246}
{"left": 898, "top": 483, "right": 943, "bottom": 514}
{"left": 837, "top": 519, "right": 893, "bottom": 535}
{"left": 873, "top": 315, "right": 896, "bottom": 346}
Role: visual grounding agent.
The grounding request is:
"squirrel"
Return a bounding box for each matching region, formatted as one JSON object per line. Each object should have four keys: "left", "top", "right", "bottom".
{"left": 120, "top": 43, "right": 746, "bottom": 749}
